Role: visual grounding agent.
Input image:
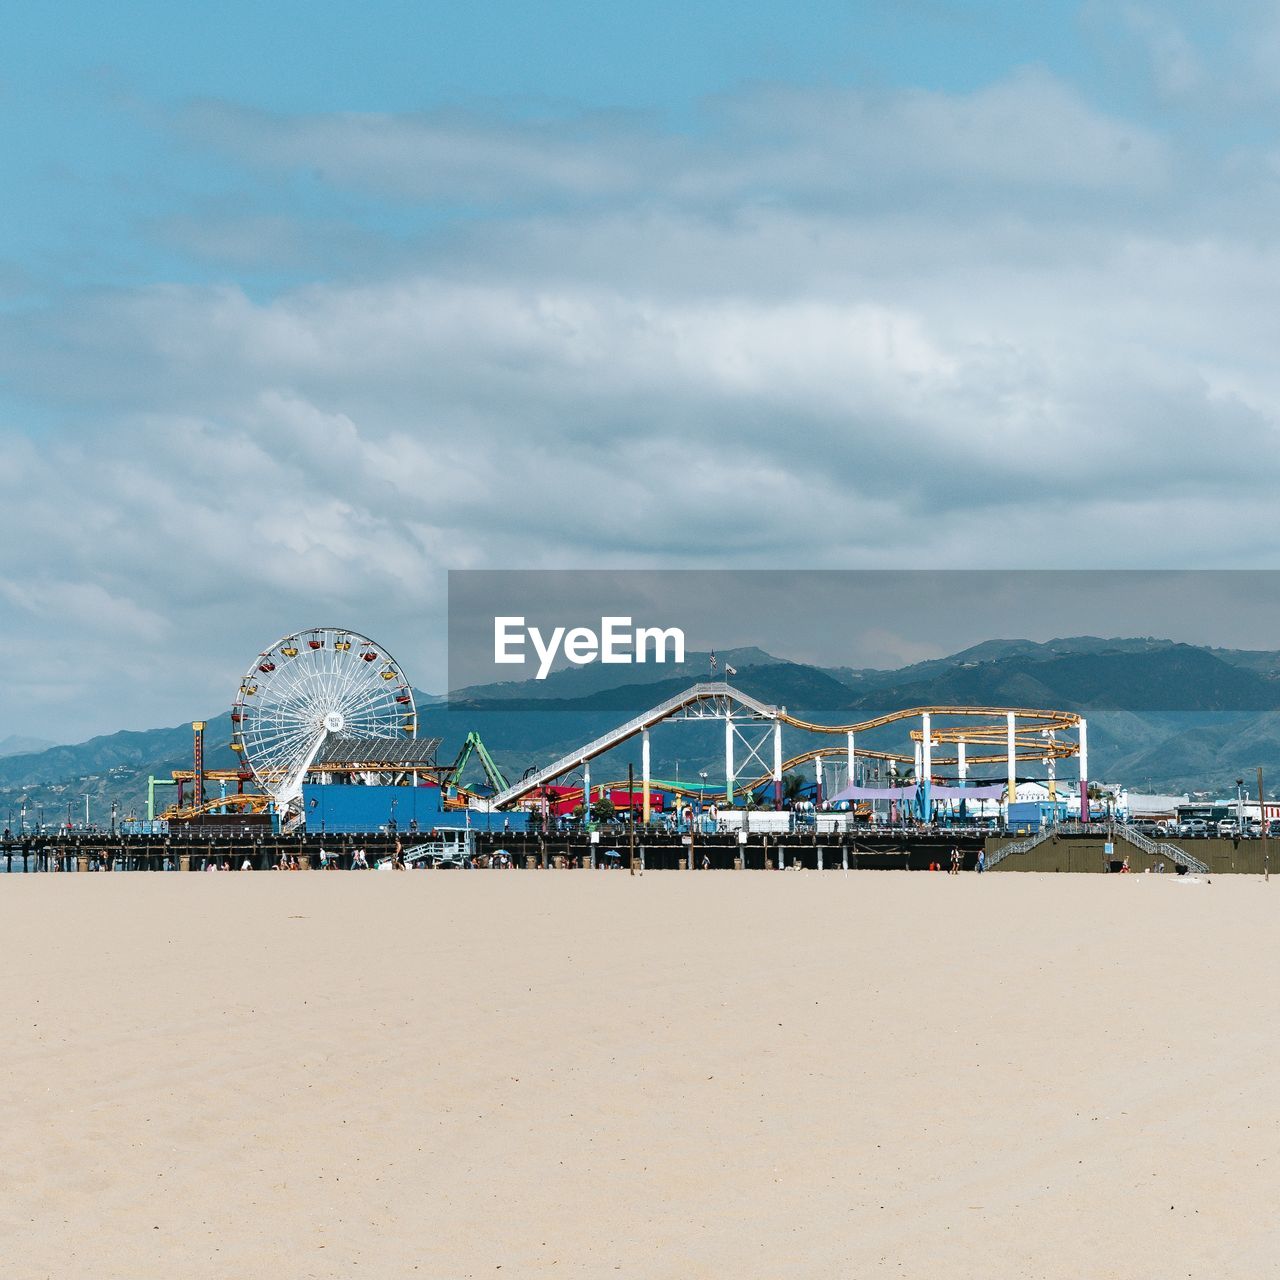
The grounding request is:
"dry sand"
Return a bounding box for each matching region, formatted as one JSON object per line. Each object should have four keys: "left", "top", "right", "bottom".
{"left": 1, "top": 869, "right": 1276, "bottom": 1279}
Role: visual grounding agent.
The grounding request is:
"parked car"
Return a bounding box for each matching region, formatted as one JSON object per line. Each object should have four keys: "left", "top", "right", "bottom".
{"left": 1178, "top": 819, "right": 1210, "bottom": 837}
{"left": 1267, "top": 820, "right": 1280, "bottom": 839}
{"left": 1217, "top": 819, "right": 1239, "bottom": 838}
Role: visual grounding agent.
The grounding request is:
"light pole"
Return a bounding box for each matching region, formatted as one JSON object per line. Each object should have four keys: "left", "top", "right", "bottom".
{"left": 565, "top": 768, "right": 585, "bottom": 831}
{"left": 627, "top": 761, "right": 636, "bottom": 875}
{"left": 694, "top": 770, "right": 708, "bottom": 870}
{"left": 1236, "top": 777, "right": 1244, "bottom": 831}
{"left": 1257, "top": 766, "right": 1268, "bottom": 881}
{"left": 83, "top": 793, "right": 91, "bottom": 829}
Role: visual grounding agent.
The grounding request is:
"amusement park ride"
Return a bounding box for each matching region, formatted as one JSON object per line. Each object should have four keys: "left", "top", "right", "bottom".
{"left": 475, "top": 682, "right": 1089, "bottom": 823}
{"left": 157, "top": 627, "right": 1091, "bottom": 830}
{"left": 159, "top": 627, "right": 500, "bottom": 828}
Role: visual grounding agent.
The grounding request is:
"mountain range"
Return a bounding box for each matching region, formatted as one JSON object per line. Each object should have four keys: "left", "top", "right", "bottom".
{"left": 0, "top": 734, "right": 58, "bottom": 759}
{"left": 5, "top": 636, "right": 1280, "bottom": 824}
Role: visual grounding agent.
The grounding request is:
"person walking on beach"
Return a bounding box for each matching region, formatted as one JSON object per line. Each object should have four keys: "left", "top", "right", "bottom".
{"left": 976, "top": 848, "right": 985, "bottom": 874}
{"left": 949, "top": 846, "right": 960, "bottom": 875}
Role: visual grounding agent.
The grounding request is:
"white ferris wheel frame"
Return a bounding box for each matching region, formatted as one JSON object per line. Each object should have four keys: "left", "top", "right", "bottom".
{"left": 231, "top": 626, "right": 416, "bottom": 814}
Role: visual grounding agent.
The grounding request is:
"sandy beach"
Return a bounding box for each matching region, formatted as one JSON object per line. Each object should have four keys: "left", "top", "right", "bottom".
{"left": 1, "top": 869, "right": 1276, "bottom": 1279}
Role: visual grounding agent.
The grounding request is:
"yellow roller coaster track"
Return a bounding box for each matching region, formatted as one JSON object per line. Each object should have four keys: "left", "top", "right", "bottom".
{"left": 778, "top": 705, "right": 1081, "bottom": 735}
{"left": 523, "top": 732, "right": 1071, "bottom": 809}
{"left": 739, "top": 742, "right": 1072, "bottom": 797}
{"left": 162, "top": 793, "right": 271, "bottom": 821}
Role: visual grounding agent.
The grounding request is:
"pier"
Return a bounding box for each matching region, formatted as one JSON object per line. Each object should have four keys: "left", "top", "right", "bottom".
{"left": 0, "top": 826, "right": 1267, "bottom": 873}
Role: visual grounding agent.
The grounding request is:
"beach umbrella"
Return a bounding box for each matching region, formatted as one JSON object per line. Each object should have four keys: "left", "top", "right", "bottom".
{"left": 602, "top": 849, "right": 623, "bottom": 859}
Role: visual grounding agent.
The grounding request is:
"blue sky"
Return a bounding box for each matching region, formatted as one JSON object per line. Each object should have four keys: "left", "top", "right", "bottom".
{"left": 0, "top": 1, "right": 1120, "bottom": 297}
{"left": 1, "top": 0, "right": 1247, "bottom": 305}
{"left": 4, "top": 2, "right": 1280, "bottom": 739}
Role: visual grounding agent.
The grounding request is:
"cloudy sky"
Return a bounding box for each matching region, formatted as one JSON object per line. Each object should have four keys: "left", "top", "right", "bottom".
{"left": 3, "top": 1, "right": 1280, "bottom": 740}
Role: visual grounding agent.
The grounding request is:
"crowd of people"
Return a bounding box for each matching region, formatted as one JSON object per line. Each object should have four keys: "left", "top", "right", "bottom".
{"left": 196, "top": 844, "right": 409, "bottom": 871}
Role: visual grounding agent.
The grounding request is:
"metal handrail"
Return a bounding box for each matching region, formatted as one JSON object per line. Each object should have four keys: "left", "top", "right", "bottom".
{"left": 986, "top": 825, "right": 1055, "bottom": 867}
{"left": 988, "top": 820, "right": 1210, "bottom": 875}
{"left": 1110, "top": 823, "right": 1209, "bottom": 874}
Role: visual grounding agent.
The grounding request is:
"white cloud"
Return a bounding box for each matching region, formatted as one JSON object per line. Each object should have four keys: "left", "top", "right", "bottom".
{"left": 3, "top": 65, "right": 1280, "bottom": 737}
{"left": 1120, "top": 6, "right": 1206, "bottom": 100}
{"left": 178, "top": 69, "right": 1171, "bottom": 210}
{"left": 177, "top": 99, "right": 667, "bottom": 205}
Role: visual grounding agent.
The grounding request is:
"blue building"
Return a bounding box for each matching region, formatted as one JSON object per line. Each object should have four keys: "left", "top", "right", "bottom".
{"left": 1006, "top": 799, "right": 1068, "bottom": 832}
{"left": 301, "top": 783, "right": 528, "bottom": 835}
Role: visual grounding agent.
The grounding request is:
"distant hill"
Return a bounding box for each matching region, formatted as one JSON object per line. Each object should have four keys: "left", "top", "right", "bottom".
{"left": 451, "top": 646, "right": 781, "bottom": 701}
{"left": 449, "top": 659, "right": 852, "bottom": 715}
{"left": 825, "top": 635, "right": 1228, "bottom": 690}
{"left": 837, "top": 644, "right": 1280, "bottom": 714}
{"left": 0, "top": 715, "right": 237, "bottom": 825}
{"left": 10, "top": 636, "right": 1280, "bottom": 819}
{"left": 0, "top": 734, "right": 57, "bottom": 758}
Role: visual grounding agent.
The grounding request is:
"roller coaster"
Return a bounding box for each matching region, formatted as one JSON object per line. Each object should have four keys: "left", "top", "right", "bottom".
{"left": 481, "top": 681, "right": 1090, "bottom": 821}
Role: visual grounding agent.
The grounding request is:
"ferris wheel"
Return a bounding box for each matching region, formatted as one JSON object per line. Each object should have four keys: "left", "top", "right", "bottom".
{"left": 231, "top": 626, "right": 416, "bottom": 818}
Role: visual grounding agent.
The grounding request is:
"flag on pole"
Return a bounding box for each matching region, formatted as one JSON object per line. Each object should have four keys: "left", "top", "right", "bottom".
{"left": 709, "top": 651, "right": 718, "bottom": 672}
{"left": 725, "top": 663, "right": 737, "bottom": 677}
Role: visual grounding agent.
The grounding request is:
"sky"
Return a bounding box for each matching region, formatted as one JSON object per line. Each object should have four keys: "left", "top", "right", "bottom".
{"left": 4, "top": 1, "right": 1280, "bottom": 740}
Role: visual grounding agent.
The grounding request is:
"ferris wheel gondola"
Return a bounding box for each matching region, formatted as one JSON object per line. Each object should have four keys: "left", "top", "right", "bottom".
{"left": 231, "top": 626, "right": 415, "bottom": 822}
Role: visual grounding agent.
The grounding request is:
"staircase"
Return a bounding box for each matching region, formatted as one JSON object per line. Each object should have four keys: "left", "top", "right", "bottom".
{"left": 986, "top": 821, "right": 1209, "bottom": 874}
{"left": 1110, "top": 823, "right": 1209, "bottom": 875}
{"left": 985, "top": 825, "right": 1055, "bottom": 869}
